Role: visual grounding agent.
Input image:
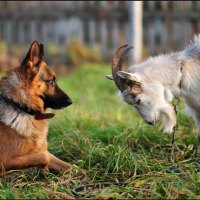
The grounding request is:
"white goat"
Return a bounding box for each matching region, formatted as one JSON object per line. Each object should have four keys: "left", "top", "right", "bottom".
{"left": 107, "top": 34, "right": 200, "bottom": 153}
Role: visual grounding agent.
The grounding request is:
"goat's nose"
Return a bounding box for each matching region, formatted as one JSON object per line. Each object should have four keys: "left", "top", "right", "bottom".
{"left": 147, "top": 121, "right": 154, "bottom": 125}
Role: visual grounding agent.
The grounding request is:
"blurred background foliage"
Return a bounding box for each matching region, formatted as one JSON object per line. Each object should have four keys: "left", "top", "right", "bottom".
{"left": 0, "top": 1, "right": 199, "bottom": 74}
{"left": 0, "top": 2, "right": 200, "bottom": 198}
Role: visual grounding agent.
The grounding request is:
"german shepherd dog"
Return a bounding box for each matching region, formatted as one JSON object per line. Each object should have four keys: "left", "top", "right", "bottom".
{"left": 0, "top": 41, "right": 73, "bottom": 172}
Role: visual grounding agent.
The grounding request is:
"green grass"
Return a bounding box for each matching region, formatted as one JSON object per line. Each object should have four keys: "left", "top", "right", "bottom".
{"left": 1, "top": 64, "right": 200, "bottom": 199}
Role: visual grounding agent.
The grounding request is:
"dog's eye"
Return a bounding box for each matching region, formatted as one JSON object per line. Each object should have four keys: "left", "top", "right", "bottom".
{"left": 47, "top": 80, "right": 55, "bottom": 87}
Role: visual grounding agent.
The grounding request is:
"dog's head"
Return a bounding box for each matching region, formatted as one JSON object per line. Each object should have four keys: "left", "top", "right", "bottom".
{"left": 19, "top": 41, "right": 72, "bottom": 113}
{"left": 107, "top": 45, "right": 177, "bottom": 133}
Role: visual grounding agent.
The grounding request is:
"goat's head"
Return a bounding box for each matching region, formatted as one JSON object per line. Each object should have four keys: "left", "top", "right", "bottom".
{"left": 107, "top": 45, "right": 177, "bottom": 133}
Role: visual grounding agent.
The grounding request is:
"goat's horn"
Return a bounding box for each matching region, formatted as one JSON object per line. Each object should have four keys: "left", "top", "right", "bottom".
{"left": 112, "top": 45, "right": 133, "bottom": 92}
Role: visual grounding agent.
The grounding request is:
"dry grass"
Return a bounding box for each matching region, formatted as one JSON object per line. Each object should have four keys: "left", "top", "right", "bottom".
{"left": 0, "top": 64, "right": 200, "bottom": 199}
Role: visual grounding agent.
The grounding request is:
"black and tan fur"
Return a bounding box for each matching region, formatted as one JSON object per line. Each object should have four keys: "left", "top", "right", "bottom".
{"left": 0, "top": 41, "right": 73, "bottom": 172}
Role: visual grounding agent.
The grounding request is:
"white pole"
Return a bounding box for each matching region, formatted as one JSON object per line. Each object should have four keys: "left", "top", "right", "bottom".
{"left": 128, "top": 1, "right": 143, "bottom": 63}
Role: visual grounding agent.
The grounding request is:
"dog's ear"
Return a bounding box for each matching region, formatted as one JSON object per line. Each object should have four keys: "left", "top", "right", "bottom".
{"left": 21, "top": 41, "right": 42, "bottom": 67}
{"left": 39, "top": 43, "right": 44, "bottom": 60}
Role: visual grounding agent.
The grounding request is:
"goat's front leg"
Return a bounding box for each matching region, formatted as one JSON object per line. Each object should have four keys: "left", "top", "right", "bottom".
{"left": 189, "top": 111, "right": 200, "bottom": 154}
{"left": 197, "top": 133, "right": 200, "bottom": 154}
{"left": 194, "top": 115, "right": 200, "bottom": 154}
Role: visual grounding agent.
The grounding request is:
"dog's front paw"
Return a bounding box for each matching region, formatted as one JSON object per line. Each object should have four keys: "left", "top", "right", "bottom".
{"left": 72, "top": 164, "right": 87, "bottom": 175}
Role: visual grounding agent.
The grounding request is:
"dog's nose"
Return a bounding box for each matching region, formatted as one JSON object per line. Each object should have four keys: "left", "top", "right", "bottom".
{"left": 67, "top": 98, "right": 73, "bottom": 106}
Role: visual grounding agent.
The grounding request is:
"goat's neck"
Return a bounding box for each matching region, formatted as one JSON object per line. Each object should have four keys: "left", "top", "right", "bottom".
{"left": 133, "top": 53, "right": 182, "bottom": 98}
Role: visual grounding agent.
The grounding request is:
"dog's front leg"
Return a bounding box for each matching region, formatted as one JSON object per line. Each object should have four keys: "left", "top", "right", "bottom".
{"left": 4, "top": 152, "right": 50, "bottom": 171}
{"left": 48, "top": 153, "right": 72, "bottom": 171}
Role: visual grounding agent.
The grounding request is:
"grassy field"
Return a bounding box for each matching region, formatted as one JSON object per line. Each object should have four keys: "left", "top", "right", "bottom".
{"left": 1, "top": 64, "right": 200, "bottom": 199}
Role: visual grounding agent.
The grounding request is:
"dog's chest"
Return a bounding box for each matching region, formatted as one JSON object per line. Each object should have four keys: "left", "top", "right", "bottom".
{"left": 0, "top": 120, "right": 48, "bottom": 159}
{"left": 2, "top": 111, "right": 48, "bottom": 137}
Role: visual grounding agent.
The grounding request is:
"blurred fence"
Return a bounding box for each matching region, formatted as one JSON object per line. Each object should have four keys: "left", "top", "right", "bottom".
{"left": 0, "top": 1, "right": 200, "bottom": 59}
{"left": 0, "top": 1, "right": 128, "bottom": 59}
{"left": 143, "top": 1, "right": 200, "bottom": 56}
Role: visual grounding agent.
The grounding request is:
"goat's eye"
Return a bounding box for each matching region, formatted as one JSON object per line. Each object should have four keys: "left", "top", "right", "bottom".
{"left": 135, "top": 97, "right": 141, "bottom": 105}
{"left": 126, "top": 80, "right": 134, "bottom": 86}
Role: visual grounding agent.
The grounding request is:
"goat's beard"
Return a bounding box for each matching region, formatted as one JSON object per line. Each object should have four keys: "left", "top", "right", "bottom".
{"left": 119, "top": 90, "right": 177, "bottom": 133}
{"left": 160, "top": 104, "right": 177, "bottom": 133}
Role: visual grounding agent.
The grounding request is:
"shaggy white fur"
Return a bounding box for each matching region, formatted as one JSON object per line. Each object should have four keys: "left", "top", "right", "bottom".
{"left": 112, "top": 34, "right": 200, "bottom": 153}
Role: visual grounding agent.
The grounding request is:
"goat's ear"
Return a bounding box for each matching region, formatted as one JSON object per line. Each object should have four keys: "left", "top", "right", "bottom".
{"left": 21, "top": 41, "right": 41, "bottom": 67}
{"left": 106, "top": 75, "right": 113, "bottom": 80}
{"left": 117, "top": 71, "right": 141, "bottom": 83}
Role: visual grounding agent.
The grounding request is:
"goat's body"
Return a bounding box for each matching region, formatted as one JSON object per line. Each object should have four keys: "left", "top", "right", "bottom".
{"left": 129, "top": 35, "right": 200, "bottom": 107}
{"left": 118, "top": 35, "right": 200, "bottom": 152}
{"left": 180, "top": 36, "right": 200, "bottom": 152}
